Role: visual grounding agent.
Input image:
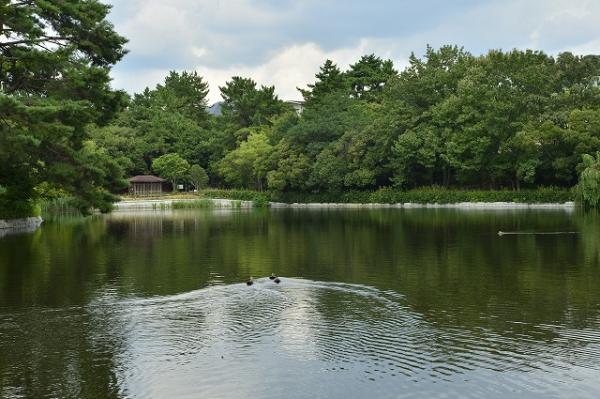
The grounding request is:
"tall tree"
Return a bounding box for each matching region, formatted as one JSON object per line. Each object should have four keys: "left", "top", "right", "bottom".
{"left": 220, "top": 77, "right": 288, "bottom": 128}
{"left": 152, "top": 153, "right": 190, "bottom": 191}
{"left": 189, "top": 164, "right": 209, "bottom": 191}
{"left": 219, "top": 132, "right": 273, "bottom": 190}
{"left": 578, "top": 152, "right": 600, "bottom": 208}
{"left": 0, "top": 0, "right": 128, "bottom": 216}
{"left": 154, "top": 71, "right": 210, "bottom": 124}
{"left": 106, "top": 71, "right": 213, "bottom": 173}
{"left": 347, "top": 54, "right": 397, "bottom": 101}
{"left": 299, "top": 59, "right": 347, "bottom": 105}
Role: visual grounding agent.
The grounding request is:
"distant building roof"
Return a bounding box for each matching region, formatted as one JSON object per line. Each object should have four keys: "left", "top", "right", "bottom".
{"left": 286, "top": 100, "right": 304, "bottom": 114}
{"left": 208, "top": 102, "right": 223, "bottom": 116}
{"left": 207, "top": 99, "right": 305, "bottom": 116}
{"left": 128, "top": 175, "right": 166, "bottom": 183}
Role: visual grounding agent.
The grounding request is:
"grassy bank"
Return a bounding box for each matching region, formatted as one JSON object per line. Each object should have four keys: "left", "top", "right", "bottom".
{"left": 198, "top": 187, "right": 575, "bottom": 205}
{"left": 39, "top": 197, "right": 81, "bottom": 216}
{"left": 170, "top": 199, "right": 245, "bottom": 209}
{"left": 18, "top": 187, "right": 572, "bottom": 219}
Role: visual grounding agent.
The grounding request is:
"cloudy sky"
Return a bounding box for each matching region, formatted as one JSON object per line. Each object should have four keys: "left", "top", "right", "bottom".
{"left": 105, "top": 0, "right": 600, "bottom": 104}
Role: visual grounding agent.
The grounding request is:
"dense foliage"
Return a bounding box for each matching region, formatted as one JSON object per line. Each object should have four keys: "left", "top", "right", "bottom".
{"left": 92, "top": 47, "right": 600, "bottom": 201}
{"left": 3, "top": 1, "right": 600, "bottom": 220}
{"left": 578, "top": 152, "right": 600, "bottom": 208}
{"left": 151, "top": 153, "right": 190, "bottom": 191}
{"left": 0, "top": 0, "right": 128, "bottom": 216}
{"left": 199, "top": 187, "right": 574, "bottom": 205}
{"left": 189, "top": 165, "right": 209, "bottom": 190}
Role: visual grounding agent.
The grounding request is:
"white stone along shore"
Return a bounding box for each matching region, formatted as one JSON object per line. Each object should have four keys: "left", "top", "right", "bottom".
{"left": 113, "top": 198, "right": 576, "bottom": 211}
{"left": 0, "top": 216, "right": 43, "bottom": 230}
{"left": 0, "top": 216, "right": 44, "bottom": 237}
{"left": 113, "top": 198, "right": 254, "bottom": 210}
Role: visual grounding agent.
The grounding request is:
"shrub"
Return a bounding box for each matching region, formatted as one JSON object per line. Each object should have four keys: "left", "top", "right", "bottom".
{"left": 0, "top": 193, "right": 41, "bottom": 219}
{"left": 191, "top": 187, "right": 574, "bottom": 205}
{"left": 172, "top": 199, "right": 215, "bottom": 209}
{"left": 577, "top": 153, "right": 600, "bottom": 208}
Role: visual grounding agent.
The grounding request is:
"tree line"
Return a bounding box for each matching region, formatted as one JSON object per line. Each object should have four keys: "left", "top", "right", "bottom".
{"left": 2, "top": 0, "right": 600, "bottom": 216}
{"left": 94, "top": 47, "right": 600, "bottom": 195}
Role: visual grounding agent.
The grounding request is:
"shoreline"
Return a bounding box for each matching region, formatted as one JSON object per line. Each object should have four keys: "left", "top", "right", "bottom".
{"left": 0, "top": 199, "right": 578, "bottom": 236}
{"left": 0, "top": 216, "right": 44, "bottom": 237}
{"left": 270, "top": 201, "right": 576, "bottom": 210}
{"left": 114, "top": 198, "right": 576, "bottom": 211}
{"left": 113, "top": 198, "right": 253, "bottom": 210}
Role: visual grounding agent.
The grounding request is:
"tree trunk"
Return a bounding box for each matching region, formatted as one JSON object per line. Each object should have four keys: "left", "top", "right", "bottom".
{"left": 443, "top": 167, "right": 450, "bottom": 188}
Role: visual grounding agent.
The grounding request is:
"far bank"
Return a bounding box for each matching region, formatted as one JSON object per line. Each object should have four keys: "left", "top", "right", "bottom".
{"left": 114, "top": 187, "right": 576, "bottom": 210}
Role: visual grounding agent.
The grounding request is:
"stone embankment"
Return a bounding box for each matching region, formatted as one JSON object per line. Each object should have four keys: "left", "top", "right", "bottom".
{"left": 270, "top": 201, "right": 576, "bottom": 209}
{"left": 113, "top": 198, "right": 253, "bottom": 210}
{"left": 115, "top": 198, "right": 576, "bottom": 211}
{"left": 0, "top": 216, "right": 44, "bottom": 237}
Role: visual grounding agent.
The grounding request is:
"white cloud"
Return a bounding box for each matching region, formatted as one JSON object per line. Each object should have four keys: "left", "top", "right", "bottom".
{"left": 112, "top": 40, "right": 408, "bottom": 104}
{"left": 562, "top": 39, "right": 600, "bottom": 56}
{"left": 192, "top": 47, "right": 208, "bottom": 58}
{"left": 111, "top": 68, "right": 170, "bottom": 95}
{"left": 106, "top": 0, "right": 600, "bottom": 103}
{"left": 196, "top": 39, "right": 409, "bottom": 103}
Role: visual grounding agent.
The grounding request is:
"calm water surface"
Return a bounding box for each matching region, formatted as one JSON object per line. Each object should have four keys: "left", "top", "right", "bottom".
{"left": 1, "top": 208, "right": 600, "bottom": 398}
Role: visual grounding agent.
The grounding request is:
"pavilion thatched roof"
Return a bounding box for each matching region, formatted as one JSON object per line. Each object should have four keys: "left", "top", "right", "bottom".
{"left": 128, "top": 175, "right": 166, "bottom": 183}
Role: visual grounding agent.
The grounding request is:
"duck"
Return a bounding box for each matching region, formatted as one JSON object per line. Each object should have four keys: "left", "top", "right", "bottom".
{"left": 269, "top": 273, "right": 277, "bottom": 280}
{"left": 246, "top": 276, "right": 254, "bottom": 286}
{"left": 273, "top": 277, "right": 281, "bottom": 284}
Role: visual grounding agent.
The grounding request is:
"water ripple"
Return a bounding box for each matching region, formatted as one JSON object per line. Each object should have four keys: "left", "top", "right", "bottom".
{"left": 3, "top": 280, "right": 600, "bottom": 398}
{"left": 73, "top": 280, "right": 600, "bottom": 398}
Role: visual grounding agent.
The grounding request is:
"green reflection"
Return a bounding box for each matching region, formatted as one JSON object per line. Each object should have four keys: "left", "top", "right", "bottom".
{"left": 1, "top": 208, "right": 599, "bottom": 398}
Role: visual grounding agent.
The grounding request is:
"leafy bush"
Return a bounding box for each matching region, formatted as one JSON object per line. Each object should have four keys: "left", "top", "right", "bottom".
{"left": 0, "top": 196, "right": 41, "bottom": 219}
{"left": 172, "top": 199, "right": 215, "bottom": 209}
{"left": 369, "top": 186, "right": 573, "bottom": 204}
{"left": 201, "top": 187, "right": 573, "bottom": 205}
{"left": 577, "top": 152, "right": 600, "bottom": 208}
{"left": 202, "top": 189, "right": 272, "bottom": 202}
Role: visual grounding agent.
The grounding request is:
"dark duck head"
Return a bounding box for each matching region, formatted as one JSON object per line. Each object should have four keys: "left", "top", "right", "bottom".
{"left": 246, "top": 276, "right": 254, "bottom": 286}
{"left": 273, "top": 277, "right": 281, "bottom": 284}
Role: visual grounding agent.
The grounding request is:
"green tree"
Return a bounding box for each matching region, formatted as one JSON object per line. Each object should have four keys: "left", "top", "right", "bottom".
{"left": 153, "top": 71, "right": 210, "bottom": 124}
{"left": 391, "top": 127, "right": 441, "bottom": 187}
{"left": 152, "top": 153, "right": 190, "bottom": 191}
{"left": 299, "top": 59, "right": 347, "bottom": 105}
{"left": 383, "top": 45, "right": 473, "bottom": 187}
{"left": 62, "top": 45, "right": 600, "bottom": 200}
{"left": 114, "top": 79, "right": 212, "bottom": 171}
{"left": 266, "top": 141, "right": 310, "bottom": 192}
{"left": 578, "top": 152, "right": 600, "bottom": 208}
{"left": 0, "top": 0, "right": 128, "bottom": 216}
{"left": 89, "top": 125, "right": 147, "bottom": 175}
{"left": 219, "top": 132, "right": 273, "bottom": 190}
{"left": 220, "top": 77, "right": 288, "bottom": 128}
{"left": 189, "top": 164, "right": 209, "bottom": 191}
{"left": 347, "top": 54, "right": 397, "bottom": 101}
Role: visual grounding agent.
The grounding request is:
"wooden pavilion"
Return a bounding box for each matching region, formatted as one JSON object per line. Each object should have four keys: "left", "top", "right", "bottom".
{"left": 128, "top": 175, "right": 166, "bottom": 196}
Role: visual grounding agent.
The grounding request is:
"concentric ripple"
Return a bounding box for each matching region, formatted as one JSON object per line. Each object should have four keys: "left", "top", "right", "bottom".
{"left": 64, "top": 280, "right": 600, "bottom": 398}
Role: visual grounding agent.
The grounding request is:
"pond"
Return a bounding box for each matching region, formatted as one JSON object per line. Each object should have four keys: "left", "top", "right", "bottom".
{"left": 1, "top": 208, "right": 600, "bottom": 398}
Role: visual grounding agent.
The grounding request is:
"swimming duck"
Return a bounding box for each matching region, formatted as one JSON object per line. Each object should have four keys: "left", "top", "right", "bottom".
{"left": 273, "top": 277, "right": 281, "bottom": 284}
{"left": 246, "top": 276, "right": 254, "bottom": 286}
{"left": 269, "top": 273, "right": 277, "bottom": 280}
